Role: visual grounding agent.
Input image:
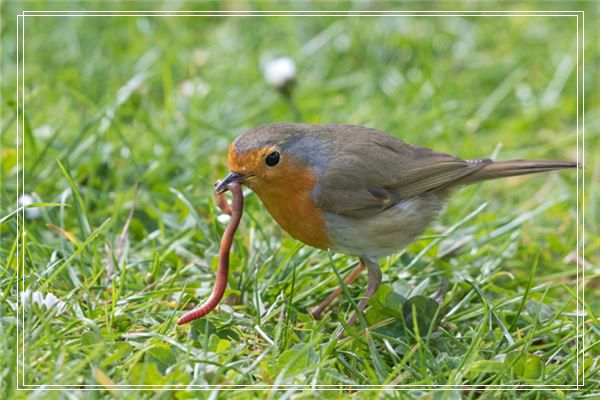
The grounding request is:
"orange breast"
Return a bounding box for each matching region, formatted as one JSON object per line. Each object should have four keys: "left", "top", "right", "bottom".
{"left": 249, "top": 165, "right": 332, "bottom": 250}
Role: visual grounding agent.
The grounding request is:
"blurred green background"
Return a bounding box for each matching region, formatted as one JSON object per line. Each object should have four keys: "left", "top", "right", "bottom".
{"left": 1, "top": 0, "right": 598, "bottom": 397}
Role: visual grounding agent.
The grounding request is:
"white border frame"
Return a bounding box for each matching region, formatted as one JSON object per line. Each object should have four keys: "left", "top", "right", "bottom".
{"left": 15, "top": 9, "right": 585, "bottom": 392}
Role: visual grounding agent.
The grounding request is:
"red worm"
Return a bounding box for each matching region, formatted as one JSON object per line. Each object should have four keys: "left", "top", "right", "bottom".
{"left": 177, "top": 182, "right": 244, "bottom": 325}
{"left": 215, "top": 188, "right": 233, "bottom": 216}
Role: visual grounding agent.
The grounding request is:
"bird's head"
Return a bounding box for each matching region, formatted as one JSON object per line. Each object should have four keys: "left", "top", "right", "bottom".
{"left": 215, "top": 123, "right": 325, "bottom": 194}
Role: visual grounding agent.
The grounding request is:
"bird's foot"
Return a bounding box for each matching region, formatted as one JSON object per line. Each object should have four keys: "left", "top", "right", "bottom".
{"left": 434, "top": 276, "right": 449, "bottom": 304}
{"left": 310, "top": 261, "right": 366, "bottom": 320}
{"left": 336, "top": 258, "right": 382, "bottom": 339}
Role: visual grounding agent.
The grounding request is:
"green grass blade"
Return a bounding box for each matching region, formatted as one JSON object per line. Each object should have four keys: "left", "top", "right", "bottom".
{"left": 56, "top": 159, "right": 91, "bottom": 237}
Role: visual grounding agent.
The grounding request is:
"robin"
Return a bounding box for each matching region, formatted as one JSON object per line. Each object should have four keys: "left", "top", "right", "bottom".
{"left": 215, "top": 123, "right": 576, "bottom": 326}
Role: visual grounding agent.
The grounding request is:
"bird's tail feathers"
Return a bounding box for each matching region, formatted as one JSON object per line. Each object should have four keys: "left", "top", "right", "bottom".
{"left": 459, "top": 159, "right": 578, "bottom": 185}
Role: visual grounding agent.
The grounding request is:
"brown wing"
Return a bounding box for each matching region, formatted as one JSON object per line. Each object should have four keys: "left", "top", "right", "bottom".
{"left": 312, "top": 125, "right": 487, "bottom": 218}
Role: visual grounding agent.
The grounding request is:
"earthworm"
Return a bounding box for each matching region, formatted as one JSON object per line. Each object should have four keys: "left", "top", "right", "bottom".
{"left": 177, "top": 182, "right": 244, "bottom": 325}
{"left": 214, "top": 187, "right": 233, "bottom": 216}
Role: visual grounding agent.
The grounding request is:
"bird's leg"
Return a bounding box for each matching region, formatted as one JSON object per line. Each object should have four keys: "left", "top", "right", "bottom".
{"left": 310, "top": 260, "right": 366, "bottom": 320}
{"left": 344, "top": 258, "right": 382, "bottom": 329}
{"left": 434, "top": 276, "right": 449, "bottom": 304}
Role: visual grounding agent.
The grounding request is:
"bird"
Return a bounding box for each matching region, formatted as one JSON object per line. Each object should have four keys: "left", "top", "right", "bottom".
{"left": 215, "top": 123, "right": 576, "bottom": 326}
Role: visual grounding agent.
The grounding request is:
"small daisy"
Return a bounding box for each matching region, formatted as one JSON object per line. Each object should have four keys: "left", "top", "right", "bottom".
{"left": 262, "top": 57, "right": 296, "bottom": 90}
{"left": 18, "top": 194, "right": 41, "bottom": 219}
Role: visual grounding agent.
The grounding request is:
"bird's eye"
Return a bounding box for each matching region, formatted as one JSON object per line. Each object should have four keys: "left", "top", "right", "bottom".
{"left": 265, "top": 151, "right": 280, "bottom": 167}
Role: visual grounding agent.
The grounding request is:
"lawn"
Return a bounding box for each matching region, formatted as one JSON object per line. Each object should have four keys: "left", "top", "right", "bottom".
{"left": 1, "top": 1, "right": 598, "bottom": 398}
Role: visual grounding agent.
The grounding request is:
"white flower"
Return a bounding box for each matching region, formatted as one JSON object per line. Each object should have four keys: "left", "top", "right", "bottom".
{"left": 32, "top": 290, "right": 43, "bottom": 307}
{"left": 180, "top": 79, "right": 210, "bottom": 98}
{"left": 262, "top": 57, "right": 296, "bottom": 89}
{"left": 180, "top": 80, "right": 196, "bottom": 97}
{"left": 217, "top": 214, "right": 231, "bottom": 224}
{"left": 18, "top": 194, "right": 41, "bottom": 219}
{"left": 34, "top": 124, "right": 54, "bottom": 138}
{"left": 43, "top": 293, "right": 60, "bottom": 309}
{"left": 21, "top": 289, "right": 67, "bottom": 314}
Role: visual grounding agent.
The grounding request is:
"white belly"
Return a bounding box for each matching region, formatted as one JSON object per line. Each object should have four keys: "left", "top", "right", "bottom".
{"left": 323, "top": 195, "right": 445, "bottom": 258}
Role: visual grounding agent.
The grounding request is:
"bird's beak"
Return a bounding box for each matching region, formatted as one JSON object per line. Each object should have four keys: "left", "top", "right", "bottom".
{"left": 215, "top": 172, "right": 247, "bottom": 194}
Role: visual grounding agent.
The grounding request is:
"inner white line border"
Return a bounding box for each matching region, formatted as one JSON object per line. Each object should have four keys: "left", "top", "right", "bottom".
{"left": 15, "top": 9, "right": 585, "bottom": 391}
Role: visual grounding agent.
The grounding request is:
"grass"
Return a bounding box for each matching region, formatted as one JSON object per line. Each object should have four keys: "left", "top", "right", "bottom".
{"left": 1, "top": 1, "right": 599, "bottom": 398}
